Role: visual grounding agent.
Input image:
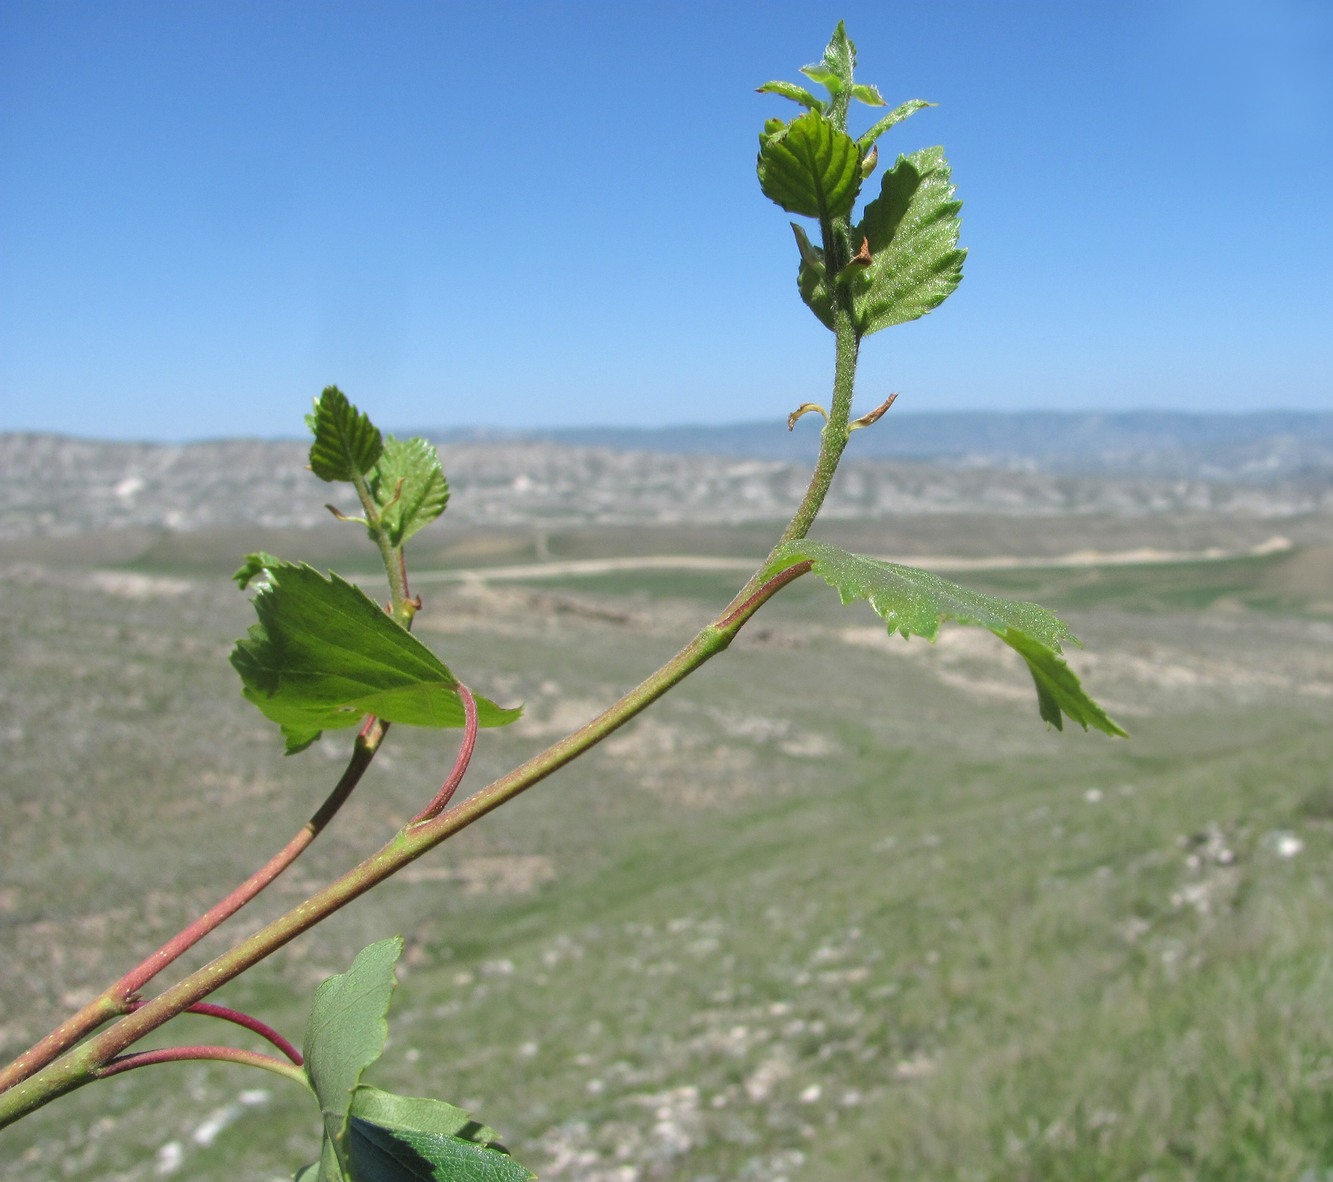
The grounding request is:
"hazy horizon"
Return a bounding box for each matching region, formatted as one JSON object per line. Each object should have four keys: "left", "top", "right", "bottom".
{"left": 4, "top": 406, "right": 1331, "bottom": 450}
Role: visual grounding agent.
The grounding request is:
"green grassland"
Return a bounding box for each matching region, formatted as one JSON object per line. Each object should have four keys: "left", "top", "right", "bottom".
{"left": 2, "top": 518, "right": 1331, "bottom": 1180}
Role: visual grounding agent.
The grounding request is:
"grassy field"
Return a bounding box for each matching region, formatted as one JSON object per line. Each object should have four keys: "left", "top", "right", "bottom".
{"left": 2, "top": 516, "right": 1331, "bottom": 1180}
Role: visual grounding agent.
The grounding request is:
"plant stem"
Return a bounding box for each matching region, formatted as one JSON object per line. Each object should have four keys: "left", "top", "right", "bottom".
{"left": 409, "top": 684, "right": 478, "bottom": 824}
{"left": 0, "top": 316, "right": 857, "bottom": 1129}
{"left": 716, "top": 561, "right": 813, "bottom": 631}
{"left": 0, "top": 320, "right": 857, "bottom": 1127}
{"left": 150, "top": 1003, "right": 303, "bottom": 1065}
{"left": 777, "top": 305, "right": 859, "bottom": 547}
{"left": 0, "top": 726, "right": 381, "bottom": 1096}
{"left": 349, "top": 470, "right": 415, "bottom": 626}
{"left": 0, "top": 559, "right": 805, "bottom": 1129}
{"left": 97, "top": 1046, "right": 309, "bottom": 1089}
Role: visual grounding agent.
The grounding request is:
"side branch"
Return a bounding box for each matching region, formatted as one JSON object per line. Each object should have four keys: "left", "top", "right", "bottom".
{"left": 409, "top": 684, "right": 478, "bottom": 824}
{"left": 132, "top": 1002, "right": 303, "bottom": 1065}
{"left": 0, "top": 724, "right": 382, "bottom": 1096}
{"left": 0, "top": 557, "right": 810, "bottom": 1129}
{"left": 97, "top": 1046, "right": 308, "bottom": 1088}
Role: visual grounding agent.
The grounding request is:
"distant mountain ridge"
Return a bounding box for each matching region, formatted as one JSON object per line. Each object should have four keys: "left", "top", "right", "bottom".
{"left": 2, "top": 413, "right": 1330, "bottom": 540}
{"left": 428, "top": 411, "right": 1333, "bottom": 482}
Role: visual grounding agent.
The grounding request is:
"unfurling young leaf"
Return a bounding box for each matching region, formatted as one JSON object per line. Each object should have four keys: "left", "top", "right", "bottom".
{"left": 799, "top": 62, "right": 840, "bottom": 92}
{"left": 790, "top": 220, "right": 834, "bottom": 327}
{"left": 791, "top": 222, "right": 834, "bottom": 332}
{"left": 370, "top": 436, "right": 450, "bottom": 547}
{"left": 856, "top": 97, "right": 933, "bottom": 152}
{"left": 230, "top": 561, "right": 521, "bottom": 753}
{"left": 232, "top": 550, "right": 283, "bottom": 590}
{"left": 308, "top": 385, "right": 384, "bottom": 483}
{"left": 757, "top": 110, "right": 863, "bottom": 223}
{"left": 756, "top": 79, "right": 824, "bottom": 113}
{"left": 801, "top": 20, "right": 857, "bottom": 98}
{"left": 850, "top": 81, "right": 887, "bottom": 107}
{"left": 762, "top": 540, "right": 1125, "bottom": 736}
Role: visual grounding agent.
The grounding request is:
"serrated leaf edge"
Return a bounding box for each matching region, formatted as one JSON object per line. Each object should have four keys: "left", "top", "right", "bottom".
{"left": 764, "top": 540, "right": 1125, "bottom": 736}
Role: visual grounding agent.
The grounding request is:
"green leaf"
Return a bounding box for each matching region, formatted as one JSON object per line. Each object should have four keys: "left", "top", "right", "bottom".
{"left": 799, "top": 63, "right": 841, "bottom": 93}
{"left": 294, "top": 1138, "right": 344, "bottom": 1182}
{"left": 843, "top": 145, "right": 966, "bottom": 336}
{"left": 850, "top": 82, "right": 887, "bottom": 107}
{"left": 351, "top": 1088, "right": 509, "bottom": 1149}
{"left": 857, "top": 98, "right": 933, "bottom": 151}
{"left": 345, "top": 1088, "right": 536, "bottom": 1180}
{"left": 762, "top": 540, "right": 1126, "bottom": 736}
{"left": 791, "top": 222, "right": 834, "bottom": 331}
{"left": 756, "top": 79, "right": 823, "bottom": 112}
{"left": 370, "top": 436, "right": 450, "bottom": 547}
{"left": 802, "top": 21, "right": 857, "bottom": 97}
{"left": 1003, "top": 627, "right": 1128, "bottom": 737}
{"left": 786, "top": 146, "right": 963, "bottom": 335}
{"left": 757, "top": 110, "right": 862, "bottom": 222}
{"left": 309, "top": 385, "right": 384, "bottom": 483}
{"left": 303, "top": 939, "right": 403, "bottom": 1179}
{"left": 790, "top": 222, "right": 824, "bottom": 272}
{"left": 348, "top": 1119, "right": 536, "bottom": 1182}
{"left": 233, "top": 550, "right": 283, "bottom": 590}
{"left": 230, "top": 562, "right": 521, "bottom": 754}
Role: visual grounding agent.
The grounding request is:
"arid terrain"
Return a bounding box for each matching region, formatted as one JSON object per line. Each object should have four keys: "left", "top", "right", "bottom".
{"left": 2, "top": 421, "right": 1331, "bottom": 1180}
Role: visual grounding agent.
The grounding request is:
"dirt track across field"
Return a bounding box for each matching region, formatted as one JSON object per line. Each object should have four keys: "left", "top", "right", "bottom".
{"left": 412, "top": 534, "right": 1296, "bottom": 584}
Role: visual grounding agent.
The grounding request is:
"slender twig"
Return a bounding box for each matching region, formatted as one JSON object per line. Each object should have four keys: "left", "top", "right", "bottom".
{"left": 0, "top": 556, "right": 808, "bottom": 1129}
{"left": 122, "top": 738, "right": 369, "bottom": 993}
{"left": 97, "top": 1046, "right": 307, "bottom": 1087}
{"left": 0, "top": 725, "right": 381, "bottom": 1096}
{"left": 776, "top": 307, "right": 860, "bottom": 548}
{"left": 409, "top": 684, "right": 479, "bottom": 824}
{"left": 130, "top": 1002, "right": 303, "bottom": 1066}
{"left": 398, "top": 548, "right": 413, "bottom": 607}
{"left": 348, "top": 469, "right": 415, "bottom": 626}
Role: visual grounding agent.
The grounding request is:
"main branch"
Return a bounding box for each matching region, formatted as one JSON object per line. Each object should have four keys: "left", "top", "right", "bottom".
{"left": 0, "top": 554, "right": 812, "bottom": 1128}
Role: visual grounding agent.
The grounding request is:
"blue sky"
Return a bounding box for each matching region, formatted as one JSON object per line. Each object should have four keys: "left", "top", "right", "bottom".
{"left": 1, "top": 1, "right": 1329, "bottom": 440}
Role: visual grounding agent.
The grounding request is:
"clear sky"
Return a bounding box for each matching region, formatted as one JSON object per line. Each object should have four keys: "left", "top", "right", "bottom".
{"left": 1, "top": 1, "right": 1329, "bottom": 440}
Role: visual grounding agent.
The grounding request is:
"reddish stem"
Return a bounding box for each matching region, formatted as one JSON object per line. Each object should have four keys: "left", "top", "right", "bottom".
{"left": 0, "top": 724, "right": 382, "bottom": 1096}
{"left": 97, "top": 1045, "right": 305, "bottom": 1084}
{"left": 409, "top": 684, "right": 478, "bottom": 824}
{"left": 130, "top": 1001, "right": 302, "bottom": 1065}
{"left": 716, "top": 561, "right": 812, "bottom": 630}
{"left": 0, "top": 551, "right": 813, "bottom": 1128}
{"left": 121, "top": 727, "right": 381, "bottom": 996}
